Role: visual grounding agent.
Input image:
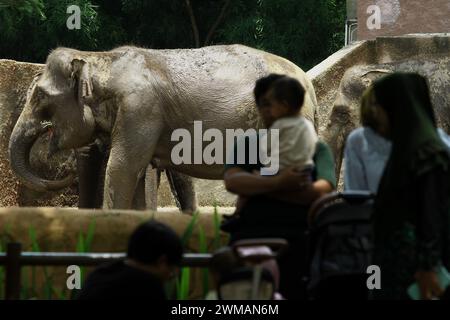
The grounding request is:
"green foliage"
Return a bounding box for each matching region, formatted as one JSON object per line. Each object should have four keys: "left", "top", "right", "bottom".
{"left": 0, "top": 0, "right": 101, "bottom": 61}
{"left": 75, "top": 218, "right": 96, "bottom": 299}
{"left": 212, "top": 204, "right": 222, "bottom": 250}
{"left": 176, "top": 267, "right": 190, "bottom": 300}
{"left": 0, "top": 220, "right": 96, "bottom": 300}
{"left": 181, "top": 211, "right": 199, "bottom": 248}
{"left": 217, "top": 0, "right": 346, "bottom": 69}
{"left": 0, "top": 209, "right": 254, "bottom": 300}
{"left": 198, "top": 225, "right": 209, "bottom": 298}
{"left": 0, "top": 0, "right": 345, "bottom": 69}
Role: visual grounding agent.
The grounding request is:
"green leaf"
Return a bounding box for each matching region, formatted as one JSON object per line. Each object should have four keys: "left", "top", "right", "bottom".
{"left": 181, "top": 211, "right": 199, "bottom": 248}
{"left": 85, "top": 218, "right": 96, "bottom": 252}
{"left": 31, "top": 265, "right": 37, "bottom": 298}
{"left": 43, "top": 275, "right": 53, "bottom": 299}
{"left": 76, "top": 232, "right": 86, "bottom": 283}
{"left": 198, "top": 226, "right": 209, "bottom": 298}
{"left": 28, "top": 225, "right": 40, "bottom": 252}
{"left": 21, "top": 266, "right": 29, "bottom": 300}
{"left": 213, "top": 205, "right": 221, "bottom": 250}
{"left": 76, "top": 232, "right": 85, "bottom": 253}
{"left": 198, "top": 225, "right": 207, "bottom": 254}
{"left": 177, "top": 267, "right": 190, "bottom": 300}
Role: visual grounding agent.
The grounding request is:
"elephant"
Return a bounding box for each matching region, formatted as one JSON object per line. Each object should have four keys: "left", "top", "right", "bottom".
{"left": 0, "top": 59, "right": 196, "bottom": 210}
{"left": 9, "top": 44, "right": 318, "bottom": 209}
{"left": 323, "top": 60, "right": 450, "bottom": 184}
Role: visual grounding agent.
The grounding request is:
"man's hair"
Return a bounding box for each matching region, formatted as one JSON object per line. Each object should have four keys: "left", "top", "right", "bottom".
{"left": 210, "top": 247, "right": 240, "bottom": 276}
{"left": 254, "top": 73, "right": 306, "bottom": 111}
{"left": 127, "top": 220, "right": 183, "bottom": 266}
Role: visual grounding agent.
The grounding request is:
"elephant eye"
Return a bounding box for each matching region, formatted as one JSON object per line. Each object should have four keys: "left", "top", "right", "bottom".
{"left": 35, "top": 85, "right": 49, "bottom": 98}
{"left": 39, "top": 108, "right": 52, "bottom": 121}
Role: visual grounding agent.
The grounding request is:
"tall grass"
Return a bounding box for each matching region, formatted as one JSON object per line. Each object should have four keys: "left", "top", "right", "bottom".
{"left": 169, "top": 210, "right": 200, "bottom": 300}
{"left": 175, "top": 206, "right": 225, "bottom": 299}
{"left": 176, "top": 267, "right": 190, "bottom": 300}
{"left": 181, "top": 211, "right": 199, "bottom": 247}
{"left": 212, "top": 204, "right": 222, "bottom": 250}
{"left": 0, "top": 219, "right": 95, "bottom": 300}
{"left": 72, "top": 218, "right": 96, "bottom": 300}
{"left": 198, "top": 225, "right": 209, "bottom": 298}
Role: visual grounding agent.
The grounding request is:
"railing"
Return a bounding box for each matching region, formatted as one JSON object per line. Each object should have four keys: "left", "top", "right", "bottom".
{"left": 345, "top": 18, "right": 358, "bottom": 46}
{"left": 0, "top": 242, "right": 212, "bottom": 300}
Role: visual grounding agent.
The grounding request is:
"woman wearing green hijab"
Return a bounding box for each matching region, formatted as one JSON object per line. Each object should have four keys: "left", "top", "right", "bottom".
{"left": 369, "top": 72, "right": 450, "bottom": 299}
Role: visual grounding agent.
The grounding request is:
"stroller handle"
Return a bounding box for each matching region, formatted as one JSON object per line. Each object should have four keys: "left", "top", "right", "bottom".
{"left": 232, "top": 238, "right": 289, "bottom": 261}
{"left": 307, "top": 191, "right": 375, "bottom": 227}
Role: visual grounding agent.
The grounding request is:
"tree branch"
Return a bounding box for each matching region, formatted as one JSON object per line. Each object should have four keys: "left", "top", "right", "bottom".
{"left": 204, "top": 0, "right": 231, "bottom": 46}
{"left": 184, "top": 0, "right": 200, "bottom": 48}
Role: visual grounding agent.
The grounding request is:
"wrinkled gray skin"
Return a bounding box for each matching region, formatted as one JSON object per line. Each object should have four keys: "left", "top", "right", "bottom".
{"left": 9, "top": 45, "right": 317, "bottom": 209}
{"left": 322, "top": 66, "right": 394, "bottom": 180}
{"left": 77, "top": 140, "right": 197, "bottom": 211}
{"left": 323, "top": 61, "right": 450, "bottom": 183}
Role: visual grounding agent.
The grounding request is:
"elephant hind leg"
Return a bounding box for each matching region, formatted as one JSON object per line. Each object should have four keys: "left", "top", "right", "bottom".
{"left": 143, "top": 166, "right": 161, "bottom": 211}
{"left": 166, "top": 170, "right": 198, "bottom": 214}
{"left": 131, "top": 175, "right": 146, "bottom": 210}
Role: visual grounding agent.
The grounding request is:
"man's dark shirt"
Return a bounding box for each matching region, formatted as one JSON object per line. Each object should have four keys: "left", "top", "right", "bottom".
{"left": 77, "top": 261, "right": 167, "bottom": 300}
{"left": 223, "top": 136, "right": 336, "bottom": 241}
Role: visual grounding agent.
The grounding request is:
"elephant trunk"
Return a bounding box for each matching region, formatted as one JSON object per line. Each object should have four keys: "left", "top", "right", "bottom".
{"left": 9, "top": 116, "right": 74, "bottom": 192}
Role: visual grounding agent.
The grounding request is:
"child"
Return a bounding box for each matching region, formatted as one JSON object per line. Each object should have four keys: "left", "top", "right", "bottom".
{"left": 258, "top": 74, "right": 318, "bottom": 175}
{"left": 227, "top": 74, "right": 317, "bottom": 220}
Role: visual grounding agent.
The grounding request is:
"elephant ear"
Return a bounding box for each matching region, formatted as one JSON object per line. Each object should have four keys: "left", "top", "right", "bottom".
{"left": 70, "top": 58, "right": 93, "bottom": 105}
{"left": 27, "top": 70, "right": 44, "bottom": 101}
{"left": 361, "top": 68, "right": 393, "bottom": 87}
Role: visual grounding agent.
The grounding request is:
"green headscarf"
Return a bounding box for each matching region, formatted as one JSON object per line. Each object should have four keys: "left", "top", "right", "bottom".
{"left": 374, "top": 72, "right": 450, "bottom": 236}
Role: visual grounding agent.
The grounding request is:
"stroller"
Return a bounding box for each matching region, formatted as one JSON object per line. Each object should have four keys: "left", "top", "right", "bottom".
{"left": 304, "top": 191, "right": 374, "bottom": 300}
{"left": 211, "top": 238, "right": 288, "bottom": 300}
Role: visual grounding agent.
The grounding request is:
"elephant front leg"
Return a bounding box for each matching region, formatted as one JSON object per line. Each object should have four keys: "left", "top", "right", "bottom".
{"left": 102, "top": 119, "right": 163, "bottom": 209}
{"left": 102, "top": 97, "right": 165, "bottom": 209}
{"left": 103, "top": 155, "right": 150, "bottom": 209}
